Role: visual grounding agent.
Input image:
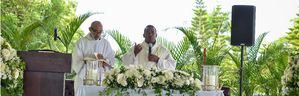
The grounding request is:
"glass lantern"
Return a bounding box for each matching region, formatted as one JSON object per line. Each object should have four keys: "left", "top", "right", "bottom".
{"left": 202, "top": 65, "right": 219, "bottom": 91}
{"left": 83, "top": 60, "right": 103, "bottom": 86}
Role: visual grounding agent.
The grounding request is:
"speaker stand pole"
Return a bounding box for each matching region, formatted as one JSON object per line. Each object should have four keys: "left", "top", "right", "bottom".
{"left": 240, "top": 44, "right": 245, "bottom": 96}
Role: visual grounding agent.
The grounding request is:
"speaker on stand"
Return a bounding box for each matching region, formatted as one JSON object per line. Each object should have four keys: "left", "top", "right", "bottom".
{"left": 231, "top": 5, "right": 256, "bottom": 96}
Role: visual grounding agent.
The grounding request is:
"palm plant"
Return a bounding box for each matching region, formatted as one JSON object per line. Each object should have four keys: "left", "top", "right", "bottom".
{"left": 156, "top": 37, "right": 175, "bottom": 52}
{"left": 173, "top": 27, "right": 202, "bottom": 70}
{"left": 157, "top": 37, "right": 198, "bottom": 70}
{"left": 255, "top": 40, "right": 289, "bottom": 95}
{"left": 166, "top": 0, "right": 230, "bottom": 72}
{"left": 58, "top": 12, "right": 96, "bottom": 53}
{"left": 157, "top": 36, "right": 203, "bottom": 77}
{"left": 286, "top": 13, "right": 299, "bottom": 54}
{"left": 228, "top": 32, "right": 268, "bottom": 96}
{"left": 1, "top": 20, "right": 43, "bottom": 50}
{"left": 107, "top": 30, "right": 132, "bottom": 67}
{"left": 171, "top": 26, "right": 229, "bottom": 69}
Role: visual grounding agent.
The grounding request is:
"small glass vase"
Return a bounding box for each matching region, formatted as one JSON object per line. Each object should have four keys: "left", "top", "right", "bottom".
{"left": 202, "top": 65, "right": 219, "bottom": 91}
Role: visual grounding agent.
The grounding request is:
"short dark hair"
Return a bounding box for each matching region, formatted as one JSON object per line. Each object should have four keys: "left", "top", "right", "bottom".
{"left": 91, "top": 21, "right": 102, "bottom": 27}
{"left": 144, "top": 25, "right": 156, "bottom": 32}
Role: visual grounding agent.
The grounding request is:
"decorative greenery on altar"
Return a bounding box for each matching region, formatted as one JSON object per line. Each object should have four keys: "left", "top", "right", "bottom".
{"left": 0, "top": 36, "right": 25, "bottom": 95}
{"left": 99, "top": 66, "right": 202, "bottom": 95}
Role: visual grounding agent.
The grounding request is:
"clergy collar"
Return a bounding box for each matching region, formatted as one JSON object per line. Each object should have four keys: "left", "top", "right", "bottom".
{"left": 145, "top": 41, "right": 156, "bottom": 45}
{"left": 142, "top": 41, "right": 157, "bottom": 48}
{"left": 86, "top": 33, "right": 101, "bottom": 40}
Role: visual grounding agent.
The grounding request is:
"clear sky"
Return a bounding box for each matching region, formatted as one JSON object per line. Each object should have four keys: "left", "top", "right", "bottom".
{"left": 76, "top": 0, "right": 299, "bottom": 51}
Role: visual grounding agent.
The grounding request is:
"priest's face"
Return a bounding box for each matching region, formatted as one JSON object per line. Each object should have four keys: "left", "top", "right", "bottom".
{"left": 143, "top": 25, "right": 157, "bottom": 44}
{"left": 90, "top": 21, "right": 103, "bottom": 40}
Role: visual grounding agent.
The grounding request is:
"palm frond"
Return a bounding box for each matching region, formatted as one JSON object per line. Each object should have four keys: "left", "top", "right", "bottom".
{"left": 114, "top": 50, "right": 123, "bottom": 61}
{"left": 171, "top": 37, "right": 191, "bottom": 66}
{"left": 174, "top": 27, "right": 203, "bottom": 63}
{"left": 107, "top": 30, "right": 132, "bottom": 54}
{"left": 156, "top": 35, "right": 192, "bottom": 69}
{"left": 206, "top": 46, "right": 230, "bottom": 65}
{"left": 228, "top": 52, "right": 240, "bottom": 67}
{"left": 1, "top": 21, "right": 43, "bottom": 50}
{"left": 157, "top": 37, "right": 175, "bottom": 51}
{"left": 20, "top": 21, "right": 43, "bottom": 50}
{"left": 60, "top": 12, "right": 96, "bottom": 52}
{"left": 254, "top": 40, "right": 289, "bottom": 95}
{"left": 1, "top": 22, "right": 17, "bottom": 43}
{"left": 247, "top": 32, "right": 268, "bottom": 62}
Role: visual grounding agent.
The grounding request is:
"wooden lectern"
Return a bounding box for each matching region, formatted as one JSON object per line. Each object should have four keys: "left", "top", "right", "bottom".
{"left": 18, "top": 51, "right": 71, "bottom": 96}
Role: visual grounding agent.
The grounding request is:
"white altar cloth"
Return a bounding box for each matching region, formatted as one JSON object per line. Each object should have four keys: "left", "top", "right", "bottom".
{"left": 76, "top": 85, "right": 224, "bottom": 96}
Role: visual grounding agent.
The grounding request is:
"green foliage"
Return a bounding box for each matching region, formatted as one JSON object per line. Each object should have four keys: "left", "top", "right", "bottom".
{"left": 227, "top": 33, "right": 290, "bottom": 95}
{"left": 168, "top": 0, "right": 230, "bottom": 76}
{"left": 243, "top": 33, "right": 268, "bottom": 96}
{"left": 168, "top": 37, "right": 191, "bottom": 69}
{"left": 227, "top": 33, "right": 268, "bottom": 95}
{"left": 205, "top": 46, "right": 229, "bottom": 65}
{"left": 1, "top": 37, "right": 26, "bottom": 96}
{"left": 173, "top": 27, "right": 202, "bottom": 72}
{"left": 256, "top": 40, "right": 289, "bottom": 95}
{"left": 107, "top": 30, "right": 133, "bottom": 68}
{"left": 192, "top": 3, "right": 230, "bottom": 66}
{"left": 247, "top": 33, "right": 268, "bottom": 62}
{"left": 286, "top": 13, "right": 299, "bottom": 54}
{"left": 157, "top": 37, "right": 193, "bottom": 70}
{"left": 40, "top": 0, "right": 79, "bottom": 51}
{"left": 59, "top": 12, "right": 96, "bottom": 53}
{"left": 1, "top": 21, "right": 43, "bottom": 50}
{"left": 0, "top": 0, "right": 83, "bottom": 82}
{"left": 107, "top": 30, "right": 133, "bottom": 59}
{"left": 157, "top": 37, "right": 175, "bottom": 52}
{"left": 0, "top": 0, "right": 79, "bottom": 52}
{"left": 191, "top": 0, "right": 208, "bottom": 33}
{"left": 281, "top": 54, "right": 299, "bottom": 96}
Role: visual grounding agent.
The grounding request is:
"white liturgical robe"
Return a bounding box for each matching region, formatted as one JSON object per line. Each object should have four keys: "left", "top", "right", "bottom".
{"left": 122, "top": 41, "right": 176, "bottom": 70}
{"left": 72, "top": 33, "right": 115, "bottom": 94}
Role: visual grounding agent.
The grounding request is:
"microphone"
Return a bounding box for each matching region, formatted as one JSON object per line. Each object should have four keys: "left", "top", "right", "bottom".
{"left": 54, "top": 28, "right": 58, "bottom": 41}
{"left": 54, "top": 27, "right": 61, "bottom": 41}
{"left": 149, "top": 43, "right": 153, "bottom": 55}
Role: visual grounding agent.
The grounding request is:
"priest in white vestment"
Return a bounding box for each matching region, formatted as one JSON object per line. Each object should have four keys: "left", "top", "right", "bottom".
{"left": 72, "top": 21, "right": 115, "bottom": 94}
{"left": 122, "top": 25, "right": 176, "bottom": 70}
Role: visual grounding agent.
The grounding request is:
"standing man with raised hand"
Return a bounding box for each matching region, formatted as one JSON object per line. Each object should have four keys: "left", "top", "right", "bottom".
{"left": 122, "top": 25, "right": 176, "bottom": 70}
{"left": 72, "top": 21, "right": 115, "bottom": 94}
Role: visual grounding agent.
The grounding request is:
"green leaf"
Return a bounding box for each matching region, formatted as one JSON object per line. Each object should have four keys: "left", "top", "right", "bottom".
{"left": 60, "top": 12, "right": 97, "bottom": 53}
{"left": 247, "top": 32, "right": 268, "bottom": 62}
{"left": 107, "top": 30, "right": 132, "bottom": 54}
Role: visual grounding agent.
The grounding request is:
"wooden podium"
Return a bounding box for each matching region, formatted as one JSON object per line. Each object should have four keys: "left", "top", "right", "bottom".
{"left": 18, "top": 51, "right": 71, "bottom": 96}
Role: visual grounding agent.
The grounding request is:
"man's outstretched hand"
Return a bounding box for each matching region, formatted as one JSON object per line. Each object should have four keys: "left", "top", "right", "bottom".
{"left": 148, "top": 54, "right": 159, "bottom": 63}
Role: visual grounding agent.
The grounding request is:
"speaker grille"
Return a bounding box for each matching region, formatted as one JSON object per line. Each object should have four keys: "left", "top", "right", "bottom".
{"left": 231, "top": 5, "right": 256, "bottom": 46}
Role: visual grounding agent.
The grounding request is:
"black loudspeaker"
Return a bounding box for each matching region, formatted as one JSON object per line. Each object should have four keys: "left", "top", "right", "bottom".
{"left": 231, "top": 5, "right": 256, "bottom": 46}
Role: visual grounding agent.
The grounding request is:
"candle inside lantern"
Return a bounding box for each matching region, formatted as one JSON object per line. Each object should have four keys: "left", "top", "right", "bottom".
{"left": 208, "top": 75, "right": 216, "bottom": 85}
{"left": 92, "top": 70, "right": 98, "bottom": 81}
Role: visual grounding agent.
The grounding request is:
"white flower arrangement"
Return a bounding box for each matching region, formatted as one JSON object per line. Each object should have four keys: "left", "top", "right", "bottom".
{"left": 281, "top": 54, "right": 299, "bottom": 96}
{"left": 0, "top": 35, "right": 25, "bottom": 95}
{"left": 101, "top": 65, "right": 202, "bottom": 95}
